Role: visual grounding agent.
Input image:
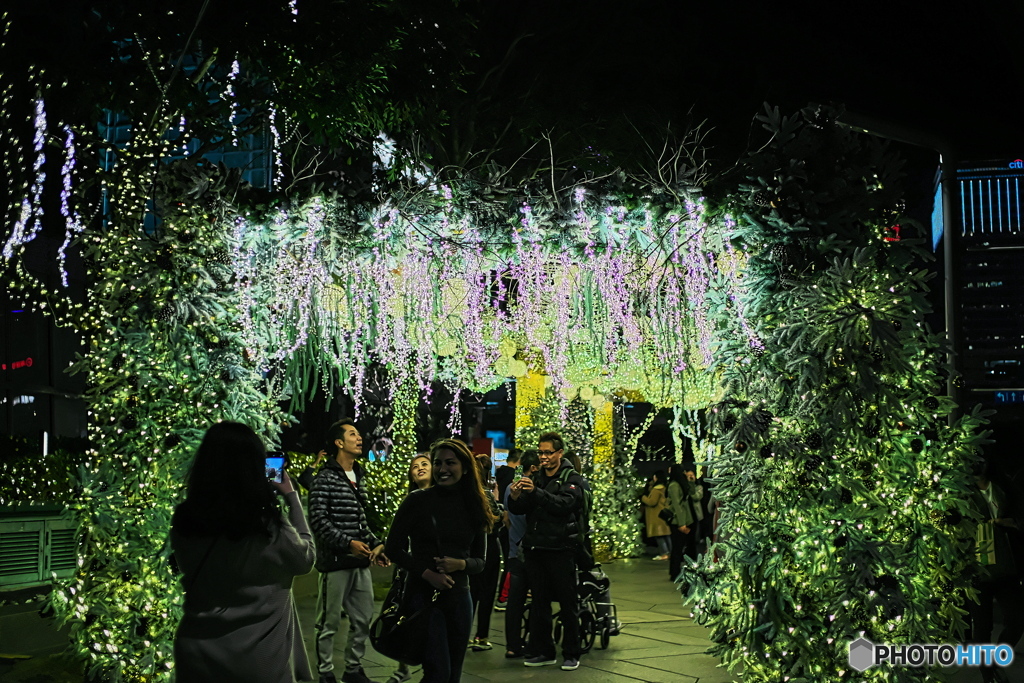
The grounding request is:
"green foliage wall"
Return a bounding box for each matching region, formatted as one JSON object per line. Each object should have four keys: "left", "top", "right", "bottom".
{"left": 23, "top": 132, "right": 291, "bottom": 681}
{"left": 680, "top": 106, "right": 983, "bottom": 682}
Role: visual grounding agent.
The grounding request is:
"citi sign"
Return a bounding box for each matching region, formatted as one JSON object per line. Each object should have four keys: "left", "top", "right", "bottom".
{"left": 1010, "top": 159, "right": 1024, "bottom": 169}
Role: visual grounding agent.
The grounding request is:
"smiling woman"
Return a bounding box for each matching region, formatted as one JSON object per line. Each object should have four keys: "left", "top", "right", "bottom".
{"left": 432, "top": 448, "right": 463, "bottom": 487}
{"left": 384, "top": 439, "right": 497, "bottom": 682}
{"left": 407, "top": 453, "right": 432, "bottom": 492}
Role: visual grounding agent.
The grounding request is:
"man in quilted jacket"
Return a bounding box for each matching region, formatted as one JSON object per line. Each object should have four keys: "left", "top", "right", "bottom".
{"left": 309, "top": 418, "right": 389, "bottom": 683}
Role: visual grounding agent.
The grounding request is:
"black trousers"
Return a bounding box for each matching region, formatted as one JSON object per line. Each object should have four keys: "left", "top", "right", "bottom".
{"left": 669, "top": 522, "right": 701, "bottom": 581}
{"left": 470, "top": 532, "right": 501, "bottom": 639}
{"left": 971, "top": 576, "right": 1024, "bottom": 646}
{"left": 497, "top": 526, "right": 511, "bottom": 602}
{"left": 503, "top": 555, "right": 528, "bottom": 653}
{"left": 410, "top": 587, "right": 473, "bottom": 683}
{"left": 524, "top": 548, "right": 579, "bottom": 660}
{"left": 683, "top": 519, "right": 702, "bottom": 561}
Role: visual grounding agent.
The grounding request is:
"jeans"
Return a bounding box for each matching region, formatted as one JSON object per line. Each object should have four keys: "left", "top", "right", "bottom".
{"left": 412, "top": 587, "right": 473, "bottom": 683}
{"left": 524, "top": 549, "right": 579, "bottom": 660}
{"left": 503, "top": 555, "right": 528, "bottom": 653}
{"left": 653, "top": 535, "right": 670, "bottom": 556}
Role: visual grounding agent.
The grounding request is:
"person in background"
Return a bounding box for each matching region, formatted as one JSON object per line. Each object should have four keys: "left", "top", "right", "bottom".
{"left": 666, "top": 463, "right": 702, "bottom": 582}
{"left": 680, "top": 464, "right": 705, "bottom": 561}
{"left": 496, "top": 449, "right": 521, "bottom": 503}
{"left": 493, "top": 449, "right": 521, "bottom": 613}
{"left": 385, "top": 439, "right": 497, "bottom": 683}
{"left": 469, "top": 454, "right": 502, "bottom": 651}
{"left": 696, "top": 465, "right": 714, "bottom": 554}
{"left": 172, "top": 421, "right": 315, "bottom": 683}
{"left": 309, "top": 419, "right": 389, "bottom": 683}
{"left": 407, "top": 452, "right": 432, "bottom": 492}
{"left": 502, "top": 449, "right": 539, "bottom": 659}
{"left": 641, "top": 470, "right": 671, "bottom": 560}
{"left": 385, "top": 454, "right": 433, "bottom": 683}
{"left": 297, "top": 449, "right": 328, "bottom": 493}
{"left": 508, "top": 432, "right": 586, "bottom": 671}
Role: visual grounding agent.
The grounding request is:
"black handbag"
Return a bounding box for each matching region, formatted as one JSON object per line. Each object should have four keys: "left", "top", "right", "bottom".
{"left": 658, "top": 507, "right": 674, "bottom": 524}
{"left": 369, "top": 567, "right": 437, "bottom": 665}
{"left": 369, "top": 512, "right": 440, "bottom": 665}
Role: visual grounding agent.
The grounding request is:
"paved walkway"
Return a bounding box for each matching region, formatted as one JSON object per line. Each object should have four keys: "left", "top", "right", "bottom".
{"left": 0, "top": 557, "right": 732, "bottom": 683}
{"left": 297, "top": 557, "right": 735, "bottom": 683}
{"left": 3, "top": 556, "right": 1021, "bottom": 682}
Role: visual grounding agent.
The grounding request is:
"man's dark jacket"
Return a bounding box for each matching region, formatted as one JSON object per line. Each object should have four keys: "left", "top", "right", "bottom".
{"left": 507, "top": 458, "right": 584, "bottom": 551}
{"left": 308, "top": 458, "right": 381, "bottom": 571}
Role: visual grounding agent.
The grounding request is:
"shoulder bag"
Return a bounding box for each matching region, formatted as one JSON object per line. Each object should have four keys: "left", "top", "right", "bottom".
{"left": 369, "top": 511, "right": 440, "bottom": 665}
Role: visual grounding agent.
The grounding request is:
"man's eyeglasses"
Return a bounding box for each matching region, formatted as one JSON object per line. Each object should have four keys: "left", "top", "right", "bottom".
{"left": 538, "top": 449, "right": 560, "bottom": 456}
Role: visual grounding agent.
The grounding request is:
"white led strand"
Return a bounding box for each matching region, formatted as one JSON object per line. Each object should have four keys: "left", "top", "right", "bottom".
{"left": 3, "top": 97, "right": 47, "bottom": 259}
{"left": 57, "top": 125, "right": 84, "bottom": 286}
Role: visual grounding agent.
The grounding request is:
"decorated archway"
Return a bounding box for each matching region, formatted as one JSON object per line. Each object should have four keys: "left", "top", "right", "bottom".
{"left": 3, "top": 105, "right": 985, "bottom": 683}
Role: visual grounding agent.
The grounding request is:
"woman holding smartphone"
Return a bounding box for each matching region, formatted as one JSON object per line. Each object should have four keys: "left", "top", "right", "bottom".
{"left": 385, "top": 439, "right": 497, "bottom": 683}
{"left": 171, "top": 422, "right": 315, "bottom": 682}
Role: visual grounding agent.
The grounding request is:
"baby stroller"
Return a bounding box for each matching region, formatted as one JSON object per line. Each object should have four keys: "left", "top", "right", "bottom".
{"left": 551, "top": 565, "right": 620, "bottom": 652}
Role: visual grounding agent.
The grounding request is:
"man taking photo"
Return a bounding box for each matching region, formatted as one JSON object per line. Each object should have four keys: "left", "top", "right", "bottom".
{"left": 508, "top": 432, "right": 585, "bottom": 672}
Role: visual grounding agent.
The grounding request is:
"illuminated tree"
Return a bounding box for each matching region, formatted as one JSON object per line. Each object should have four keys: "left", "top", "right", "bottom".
{"left": 680, "top": 105, "right": 983, "bottom": 682}
{"left": 1, "top": 3, "right": 475, "bottom": 680}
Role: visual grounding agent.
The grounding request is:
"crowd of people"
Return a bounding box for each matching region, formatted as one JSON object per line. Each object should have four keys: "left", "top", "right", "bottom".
{"left": 640, "top": 463, "right": 715, "bottom": 581}
{"left": 170, "top": 421, "right": 597, "bottom": 683}
{"left": 169, "top": 419, "right": 1024, "bottom": 683}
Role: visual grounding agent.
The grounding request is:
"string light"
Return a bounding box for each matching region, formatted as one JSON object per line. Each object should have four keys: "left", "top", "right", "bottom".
{"left": 3, "top": 97, "right": 46, "bottom": 258}
{"left": 221, "top": 58, "right": 240, "bottom": 146}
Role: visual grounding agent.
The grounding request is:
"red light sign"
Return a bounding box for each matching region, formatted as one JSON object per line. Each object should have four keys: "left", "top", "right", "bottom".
{"left": 1, "top": 357, "right": 33, "bottom": 371}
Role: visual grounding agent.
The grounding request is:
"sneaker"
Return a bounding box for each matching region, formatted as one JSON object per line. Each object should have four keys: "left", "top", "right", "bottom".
{"left": 561, "top": 658, "right": 580, "bottom": 671}
{"left": 341, "top": 669, "right": 375, "bottom": 683}
{"left": 493, "top": 603, "right": 507, "bottom": 612}
{"left": 471, "top": 637, "right": 493, "bottom": 651}
{"left": 505, "top": 648, "right": 525, "bottom": 659}
{"left": 524, "top": 655, "right": 557, "bottom": 667}
{"left": 386, "top": 671, "right": 411, "bottom": 683}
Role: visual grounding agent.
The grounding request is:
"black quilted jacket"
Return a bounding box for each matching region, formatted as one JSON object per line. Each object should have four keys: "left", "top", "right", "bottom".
{"left": 308, "top": 459, "right": 382, "bottom": 571}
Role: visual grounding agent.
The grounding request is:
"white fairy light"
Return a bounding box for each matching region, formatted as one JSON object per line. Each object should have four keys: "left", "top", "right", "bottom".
{"left": 57, "top": 125, "right": 84, "bottom": 286}
{"left": 3, "top": 97, "right": 47, "bottom": 259}
{"left": 268, "top": 102, "right": 283, "bottom": 187}
{"left": 221, "top": 58, "right": 241, "bottom": 146}
{"left": 178, "top": 116, "right": 188, "bottom": 155}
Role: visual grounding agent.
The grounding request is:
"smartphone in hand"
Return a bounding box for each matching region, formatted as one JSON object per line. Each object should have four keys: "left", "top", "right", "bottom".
{"left": 265, "top": 454, "right": 286, "bottom": 483}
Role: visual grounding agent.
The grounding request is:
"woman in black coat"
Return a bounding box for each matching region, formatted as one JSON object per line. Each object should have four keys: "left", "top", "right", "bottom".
{"left": 385, "top": 439, "right": 497, "bottom": 683}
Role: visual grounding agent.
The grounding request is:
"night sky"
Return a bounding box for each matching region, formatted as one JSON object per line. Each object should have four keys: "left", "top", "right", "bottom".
{"left": 479, "top": 0, "right": 1024, "bottom": 163}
